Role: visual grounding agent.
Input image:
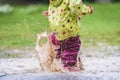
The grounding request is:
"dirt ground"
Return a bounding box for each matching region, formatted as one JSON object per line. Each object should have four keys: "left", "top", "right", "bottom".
{"left": 0, "top": 44, "right": 120, "bottom": 80}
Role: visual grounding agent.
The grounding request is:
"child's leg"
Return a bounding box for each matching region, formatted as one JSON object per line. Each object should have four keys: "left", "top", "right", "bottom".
{"left": 49, "top": 33, "right": 82, "bottom": 71}
{"left": 61, "top": 36, "right": 81, "bottom": 71}
{"left": 49, "top": 32, "right": 61, "bottom": 59}
{"left": 49, "top": 32, "right": 60, "bottom": 45}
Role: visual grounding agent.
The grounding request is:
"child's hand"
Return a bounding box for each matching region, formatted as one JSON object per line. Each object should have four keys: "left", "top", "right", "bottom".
{"left": 42, "top": 11, "right": 48, "bottom": 16}
{"left": 89, "top": 6, "right": 94, "bottom": 14}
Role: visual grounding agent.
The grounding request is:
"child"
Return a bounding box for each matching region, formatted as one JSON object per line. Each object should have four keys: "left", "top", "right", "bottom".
{"left": 42, "top": 0, "right": 93, "bottom": 71}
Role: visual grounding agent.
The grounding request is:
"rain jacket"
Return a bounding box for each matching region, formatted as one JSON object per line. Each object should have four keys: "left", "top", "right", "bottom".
{"left": 48, "top": 0, "right": 92, "bottom": 40}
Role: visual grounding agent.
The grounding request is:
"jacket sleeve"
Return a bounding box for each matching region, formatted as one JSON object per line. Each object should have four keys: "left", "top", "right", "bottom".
{"left": 69, "top": 0, "right": 92, "bottom": 16}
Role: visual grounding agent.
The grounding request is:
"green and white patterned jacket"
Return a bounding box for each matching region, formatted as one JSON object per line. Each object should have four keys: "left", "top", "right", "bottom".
{"left": 48, "top": 0, "right": 92, "bottom": 40}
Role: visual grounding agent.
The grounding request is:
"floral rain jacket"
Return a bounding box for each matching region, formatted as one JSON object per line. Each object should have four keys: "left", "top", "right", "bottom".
{"left": 48, "top": 0, "right": 92, "bottom": 40}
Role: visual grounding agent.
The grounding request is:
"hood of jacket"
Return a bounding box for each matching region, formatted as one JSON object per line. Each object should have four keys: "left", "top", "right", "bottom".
{"left": 50, "top": 0, "right": 63, "bottom": 7}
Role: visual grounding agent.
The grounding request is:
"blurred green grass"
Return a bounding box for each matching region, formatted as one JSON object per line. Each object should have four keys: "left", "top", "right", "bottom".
{"left": 80, "top": 3, "right": 120, "bottom": 46}
{"left": 0, "top": 3, "right": 120, "bottom": 48}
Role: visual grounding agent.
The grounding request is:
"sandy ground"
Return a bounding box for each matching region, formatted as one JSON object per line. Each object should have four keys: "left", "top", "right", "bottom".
{"left": 0, "top": 57, "right": 120, "bottom": 74}
{"left": 0, "top": 57, "right": 120, "bottom": 80}
{"left": 0, "top": 44, "right": 120, "bottom": 80}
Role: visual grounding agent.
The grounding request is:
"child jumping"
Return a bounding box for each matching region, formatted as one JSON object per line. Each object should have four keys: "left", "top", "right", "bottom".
{"left": 42, "top": 0, "right": 93, "bottom": 71}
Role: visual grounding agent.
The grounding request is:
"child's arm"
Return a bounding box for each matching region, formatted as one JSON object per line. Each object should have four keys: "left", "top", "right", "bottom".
{"left": 69, "top": 1, "right": 93, "bottom": 16}
{"left": 42, "top": 11, "right": 49, "bottom": 17}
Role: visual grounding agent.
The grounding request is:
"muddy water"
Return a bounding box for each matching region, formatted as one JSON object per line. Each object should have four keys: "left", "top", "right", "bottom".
{"left": 0, "top": 72, "right": 120, "bottom": 80}
{"left": 0, "top": 57, "right": 120, "bottom": 80}
{"left": 0, "top": 45, "right": 120, "bottom": 80}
